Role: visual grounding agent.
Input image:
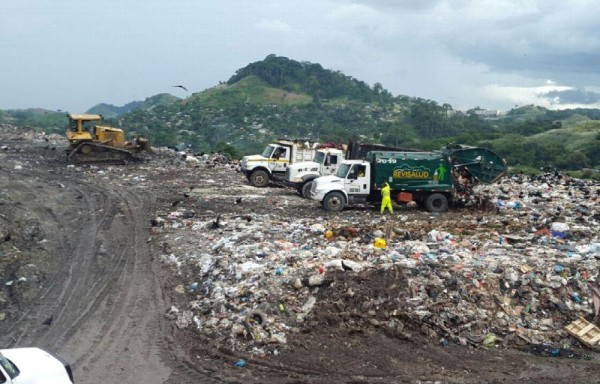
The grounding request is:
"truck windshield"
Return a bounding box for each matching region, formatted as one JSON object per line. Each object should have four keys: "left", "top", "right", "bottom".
{"left": 261, "top": 145, "right": 275, "bottom": 158}
{"left": 313, "top": 152, "right": 325, "bottom": 164}
{"left": 0, "top": 352, "right": 19, "bottom": 379}
{"left": 335, "top": 163, "right": 351, "bottom": 178}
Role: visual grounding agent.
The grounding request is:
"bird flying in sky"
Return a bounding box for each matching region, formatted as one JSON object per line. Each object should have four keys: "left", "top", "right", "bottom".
{"left": 172, "top": 85, "right": 188, "bottom": 91}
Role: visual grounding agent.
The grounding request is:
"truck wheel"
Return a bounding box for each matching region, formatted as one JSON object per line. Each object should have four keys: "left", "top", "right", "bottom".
{"left": 425, "top": 193, "right": 449, "bottom": 213}
{"left": 323, "top": 192, "right": 345, "bottom": 212}
{"left": 301, "top": 181, "right": 314, "bottom": 199}
{"left": 250, "top": 170, "right": 269, "bottom": 187}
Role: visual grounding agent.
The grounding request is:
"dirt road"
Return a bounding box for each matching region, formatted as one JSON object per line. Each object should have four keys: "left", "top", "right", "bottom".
{"left": 0, "top": 130, "right": 223, "bottom": 383}
{"left": 0, "top": 167, "right": 170, "bottom": 383}
{"left": 1, "top": 126, "right": 600, "bottom": 384}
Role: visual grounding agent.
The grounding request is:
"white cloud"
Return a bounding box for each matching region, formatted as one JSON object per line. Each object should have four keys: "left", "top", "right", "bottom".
{"left": 1, "top": 0, "right": 599, "bottom": 112}
{"left": 328, "top": 3, "right": 382, "bottom": 22}
{"left": 481, "top": 83, "right": 600, "bottom": 109}
{"left": 254, "top": 20, "right": 294, "bottom": 34}
{"left": 441, "top": 0, "right": 540, "bottom": 21}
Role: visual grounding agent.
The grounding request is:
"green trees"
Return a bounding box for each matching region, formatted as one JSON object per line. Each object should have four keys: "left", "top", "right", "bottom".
{"left": 227, "top": 55, "right": 390, "bottom": 103}
{"left": 116, "top": 80, "right": 598, "bottom": 172}
{"left": 5, "top": 56, "right": 598, "bottom": 173}
{"left": 379, "top": 122, "right": 419, "bottom": 148}
{"left": 214, "top": 141, "right": 241, "bottom": 159}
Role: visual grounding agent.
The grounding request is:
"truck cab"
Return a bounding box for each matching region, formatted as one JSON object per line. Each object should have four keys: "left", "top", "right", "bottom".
{"left": 284, "top": 148, "right": 345, "bottom": 197}
{"left": 336, "top": 160, "right": 371, "bottom": 196}
{"left": 310, "top": 160, "right": 372, "bottom": 211}
{"left": 241, "top": 140, "right": 317, "bottom": 187}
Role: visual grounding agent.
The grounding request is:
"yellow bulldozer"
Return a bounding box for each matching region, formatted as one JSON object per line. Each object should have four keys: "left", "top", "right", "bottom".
{"left": 65, "top": 113, "right": 151, "bottom": 164}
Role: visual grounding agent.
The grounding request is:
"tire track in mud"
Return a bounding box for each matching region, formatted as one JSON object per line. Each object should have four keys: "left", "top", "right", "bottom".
{"left": 2, "top": 182, "right": 115, "bottom": 346}
{"left": 0, "top": 168, "right": 167, "bottom": 381}
{"left": 59, "top": 183, "right": 225, "bottom": 383}
{"left": 0, "top": 164, "right": 230, "bottom": 383}
{"left": 46, "top": 183, "right": 170, "bottom": 384}
{"left": 0, "top": 174, "right": 76, "bottom": 345}
{"left": 39, "top": 184, "right": 117, "bottom": 346}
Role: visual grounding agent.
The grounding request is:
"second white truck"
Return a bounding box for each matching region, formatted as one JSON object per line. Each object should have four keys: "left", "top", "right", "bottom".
{"left": 284, "top": 140, "right": 417, "bottom": 198}
{"left": 241, "top": 139, "right": 320, "bottom": 187}
{"left": 284, "top": 146, "right": 346, "bottom": 197}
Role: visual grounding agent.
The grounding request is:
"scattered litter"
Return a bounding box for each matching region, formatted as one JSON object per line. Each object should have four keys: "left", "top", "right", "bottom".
{"left": 149, "top": 168, "right": 599, "bottom": 357}
{"left": 565, "top": 317, "right": 600, "bottom": 348}
{"left": 234, "top": 359, "right": 246, "bottom": 368}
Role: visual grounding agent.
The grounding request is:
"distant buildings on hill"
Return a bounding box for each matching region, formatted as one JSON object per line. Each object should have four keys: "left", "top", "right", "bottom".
{"left": 462, "top": 107, "right": 504, "bottom": 118}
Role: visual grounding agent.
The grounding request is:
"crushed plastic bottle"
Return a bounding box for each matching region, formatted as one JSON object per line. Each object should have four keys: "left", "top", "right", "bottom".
{"left": 234, "top": 359, "right": 246, "bottom": 368}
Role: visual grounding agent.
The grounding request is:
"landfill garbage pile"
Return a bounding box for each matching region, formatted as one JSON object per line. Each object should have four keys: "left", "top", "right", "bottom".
{"left": 6, "top": 123, "right": 600, "bottom": 383}
{"left": 2, "top": 124, "right": 599, "bottom": 356}
{"left": 150, "top": 159, "right": 600, "bottom": 356}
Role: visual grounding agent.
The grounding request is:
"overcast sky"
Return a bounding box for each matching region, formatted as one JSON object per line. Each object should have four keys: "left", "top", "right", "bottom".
{"left": 2, "top": 0, "right": 599, "bottom": 113}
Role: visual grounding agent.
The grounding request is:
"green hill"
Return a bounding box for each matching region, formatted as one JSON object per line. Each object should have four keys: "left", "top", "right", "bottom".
{"left": 226, "top": 54, "right": 391, "bottom": 104}
{"left": 0, "top": 93, "right": 181, "bottom": 134}
{"left": 193, "top": 76, "right": 312, "bottom": 107}
{"left": 0, "top": 108, "right": 66, "bottom": 133}
{"left": 115, "top": 55, "right": 599, "bottom": 172}
{"left": 1, "top": 55, "right": 599, "bottom": 173}
{"left": 87, "top": 93, "right": 180, "bottom": 118}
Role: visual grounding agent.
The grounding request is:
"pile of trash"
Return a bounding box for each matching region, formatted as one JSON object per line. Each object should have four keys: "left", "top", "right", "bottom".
{"left": 1, "top": 125, "right": 599, "bottom": 357}
{"left": 152, "top": 164, "right": 600, "bottom": 356}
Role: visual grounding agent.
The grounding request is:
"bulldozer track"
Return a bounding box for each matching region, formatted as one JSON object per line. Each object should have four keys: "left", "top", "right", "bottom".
{"left": 67, "top": 142, "right": 138, "bottom": 165}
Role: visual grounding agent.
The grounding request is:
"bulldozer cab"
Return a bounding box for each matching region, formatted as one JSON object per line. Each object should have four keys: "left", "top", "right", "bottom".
{"left": 66, "top": 114, "right": 104, "bottom": 143}
{"left": 65, "top": 113, "right": 151, "bottom": 164}
{"left": 67, "top": 114, "right": 104, "bottom": 132}
{"left": 66, "top": 114, "right": 126, "bottom": 148}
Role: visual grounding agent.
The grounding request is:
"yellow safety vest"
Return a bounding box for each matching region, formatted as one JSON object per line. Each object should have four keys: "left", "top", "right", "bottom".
{"left": 381, "top": 185, "right": 390, "bottom": 197}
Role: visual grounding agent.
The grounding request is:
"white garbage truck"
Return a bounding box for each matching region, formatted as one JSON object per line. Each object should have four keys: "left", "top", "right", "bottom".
{"left": 241, "top": 139, "right": 320, "bottom": 187}
{"left": 284, "top": 140, "right": 416, "bottom": 198}
{"left": 310, "top": 144, "right": 506, "bottom": 212}
{"left": 284, "top": 146, "right": 346, "bottom": 197}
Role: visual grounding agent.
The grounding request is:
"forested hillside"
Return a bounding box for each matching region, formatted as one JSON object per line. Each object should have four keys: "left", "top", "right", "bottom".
{"left": 0, "top": 93, "right": 180, "bottom": 131}
{"left": 1, "top": 55, "right": 598, "bottom": 174}
{"left": 87, "top": 93, "right": 180, "bottom": 118}
{"left": 118, "top": 55, "right": 599, "bottom": 173}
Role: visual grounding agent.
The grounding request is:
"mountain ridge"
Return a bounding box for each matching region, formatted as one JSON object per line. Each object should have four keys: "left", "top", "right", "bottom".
{"left": 0, "top": 55, "right": 598, "bottom": 173}
{"left": 86, "top": 93, "right": 181, "bottom": 118}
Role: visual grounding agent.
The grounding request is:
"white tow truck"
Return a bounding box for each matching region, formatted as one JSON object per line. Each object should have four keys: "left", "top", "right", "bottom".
{"left": 240, "top": 139, "right": 319, "bottom": 187}
{"left": 0, "top": 347, "right": 74, "bottom": 383}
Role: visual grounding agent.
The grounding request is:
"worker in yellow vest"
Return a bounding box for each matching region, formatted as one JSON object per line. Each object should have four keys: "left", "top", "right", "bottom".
{"left": 380, "top": 181, "right": 393, "bottom": 214}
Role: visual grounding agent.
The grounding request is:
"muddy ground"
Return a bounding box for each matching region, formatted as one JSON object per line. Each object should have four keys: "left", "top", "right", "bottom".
{"left": 1, "top": 125, "right": 599, "bottom": 383}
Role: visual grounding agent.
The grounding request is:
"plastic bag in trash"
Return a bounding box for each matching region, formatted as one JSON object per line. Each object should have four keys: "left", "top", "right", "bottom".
{"left": 374, "top": 238, "right": 386, "bottom": 248}
{"left": 482, "top": 333, "right": 496, "bottom": 348}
